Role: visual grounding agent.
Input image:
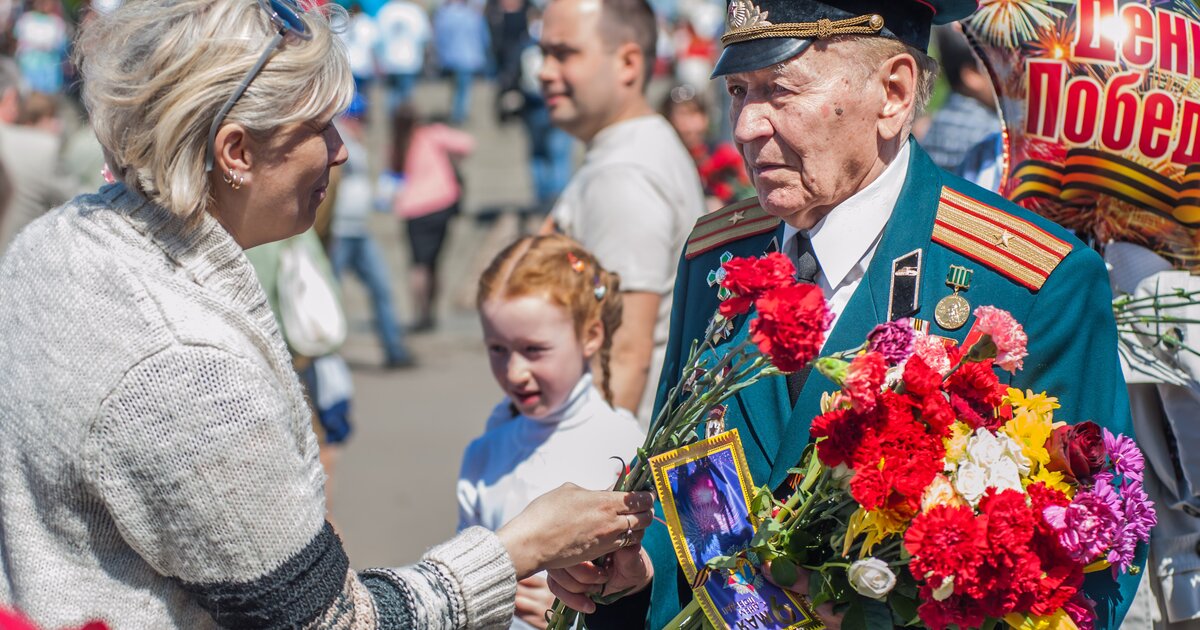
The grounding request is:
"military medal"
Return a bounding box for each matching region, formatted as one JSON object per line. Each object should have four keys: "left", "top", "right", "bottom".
{"left": 706, "top": 251, "right": 735, "bottom": 301}
{"left": 935, "top": 265, "right": 974, "bottom": 331}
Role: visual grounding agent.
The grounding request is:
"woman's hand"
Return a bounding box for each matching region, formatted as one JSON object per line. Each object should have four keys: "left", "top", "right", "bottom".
{"left": 763, "top": 562, "right": 844, "bottom": 630}
{"left": 515, "top": 574, "right": 556, "bottom": 629}
{"left": 546, "top": 545, "right": 653, "bottom": 614}
{"left": 496, "top": 483, "right": 654, "bottom": 579}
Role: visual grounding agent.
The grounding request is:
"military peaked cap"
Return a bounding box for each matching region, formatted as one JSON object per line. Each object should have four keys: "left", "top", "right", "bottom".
{"left": 713, "top": 0, "right": 980, "bottom": 77}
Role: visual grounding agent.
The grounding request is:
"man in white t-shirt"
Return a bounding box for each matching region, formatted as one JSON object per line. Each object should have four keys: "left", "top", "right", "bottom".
{"left": 375, "top": 0, "right": 430, "bottom": 113}
{"left": 539, "top": 0, "right": 706, "bottom": 426}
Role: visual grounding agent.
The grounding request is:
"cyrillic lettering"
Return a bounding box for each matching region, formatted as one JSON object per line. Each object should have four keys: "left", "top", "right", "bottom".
{"left": 1064, "top": 77, "right": 1103, "bottom": 145}
{"left": 1101, "top": 72, "right": 1143, "bottom": 152}
{"left": 1139, "top": 91, "right": 1176, "bottom": 159}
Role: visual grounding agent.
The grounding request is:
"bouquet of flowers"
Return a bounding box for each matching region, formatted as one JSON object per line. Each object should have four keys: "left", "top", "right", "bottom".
{"left": 668, "top": 254, "right": 1156, "bottom": 630}
{"left": 546, "top": 252, "right": 1155, "bottom": 630}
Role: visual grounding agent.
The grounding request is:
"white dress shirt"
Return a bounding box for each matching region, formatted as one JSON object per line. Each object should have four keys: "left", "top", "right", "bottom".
{"left": 782, "top": 143, "right": 911, "bottom": 325}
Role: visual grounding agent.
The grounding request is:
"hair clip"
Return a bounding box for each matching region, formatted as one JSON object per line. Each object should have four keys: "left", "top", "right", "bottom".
{"left": 567, "top": 252, "right": 586, "bottom": 274}
{"left": 593, "top": 276, "right": 607, "bottom": 301}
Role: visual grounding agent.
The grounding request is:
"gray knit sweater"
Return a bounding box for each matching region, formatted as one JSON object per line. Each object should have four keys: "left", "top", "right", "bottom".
{"left": 0, "top": 185, "right": 517, "bottom": 629}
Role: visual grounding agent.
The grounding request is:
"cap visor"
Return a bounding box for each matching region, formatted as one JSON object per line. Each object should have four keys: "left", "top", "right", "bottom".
{"left": 711, "top": 37, "right": 814, "bottom": 78}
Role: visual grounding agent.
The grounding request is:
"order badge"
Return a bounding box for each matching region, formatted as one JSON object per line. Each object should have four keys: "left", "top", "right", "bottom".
{"left": 650, "top": 430, "right": 823, "bottom": 630}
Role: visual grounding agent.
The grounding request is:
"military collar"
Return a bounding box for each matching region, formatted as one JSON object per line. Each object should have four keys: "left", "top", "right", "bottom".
{"left": 781, "top": 141, "right": 910, "bottom": 291}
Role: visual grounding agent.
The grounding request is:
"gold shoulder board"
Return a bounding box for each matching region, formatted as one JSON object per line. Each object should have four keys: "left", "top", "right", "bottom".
{"left": 685, "top": 198, "right": 779, "bottom": 260}
{"left": 931, "top": 187, "right": 1072, "bottom": 291}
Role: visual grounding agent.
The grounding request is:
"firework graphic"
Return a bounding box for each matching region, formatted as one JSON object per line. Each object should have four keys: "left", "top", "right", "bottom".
{"left": 966, "top": 0, "right": 1072, "bottom": 48}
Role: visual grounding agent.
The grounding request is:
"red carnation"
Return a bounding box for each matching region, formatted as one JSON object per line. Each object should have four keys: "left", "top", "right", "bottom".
{"left": 748, "top": 284, "right": 831, "bottom": 373}
{"left": 847, "top": 393, "right": 945, "bottom": 513}
{"left": 902, "top": 354, "right": 943, "bottom": 397}
{"left": 906, "top": 504, "right": 986, "bottom": 588}
{"left": 718, "top": 253, "right": 796, "bottom": 318}
{"left": 844, "top": 352, "right": 887, "bottom": 412}
{"left": 918, "top": 392, "right": 956, "bottom": 436}
{"left": 980, "top": 489, "right": 1036, "bottom": 550}
{"left": 946, "top": 360, "right": 1007, "bottom": 429}
{"left": 811, "top": 408, "right": 881, "bottom": 468}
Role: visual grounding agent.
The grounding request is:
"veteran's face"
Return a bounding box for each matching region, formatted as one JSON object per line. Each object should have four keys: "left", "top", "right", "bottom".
{"left": 725, "top": 41, "right": 888, "bottom": 230}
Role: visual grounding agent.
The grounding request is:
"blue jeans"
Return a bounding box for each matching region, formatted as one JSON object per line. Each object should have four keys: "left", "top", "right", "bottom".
{"left": 450, "top": 70, "right": 474, "bottom": 124}
{"left": 330, "top": 235, "right": 413, "bottom": 364}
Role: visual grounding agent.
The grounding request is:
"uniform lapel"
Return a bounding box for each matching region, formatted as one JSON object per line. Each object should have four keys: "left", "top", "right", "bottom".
{"left": 767, "top": 141, "right": 946, "bottom": 487}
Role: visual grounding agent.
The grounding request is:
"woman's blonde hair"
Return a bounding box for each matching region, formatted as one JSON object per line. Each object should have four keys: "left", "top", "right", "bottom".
{"left": 478, "top": 235, "right": 624, "bottom": 405}
{"left": 75, "top": 0, "right": 354, "bottom": 223}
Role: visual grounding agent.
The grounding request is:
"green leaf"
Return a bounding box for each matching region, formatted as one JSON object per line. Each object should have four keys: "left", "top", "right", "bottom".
{"left": 863, "top": 599, "right": 893, "bottom": 630}
{"left": 768, "top": 557, "right": 798, "bottom": 587}
{"left": 705, "top": 555, "right": 740, "bottom": 570}
{"left": 840, "top": 597, "right": 867, "bottom": 630}
{"left": 750, "top": 488, "right": 773, "bottom": 514}
{"left": 981, "top": 618, "right": 1000, "bottom": 630}
{"left": 889, "top": 593, "right": 920, "bottom": 627}
{"left": 749, "top": 518, "right": 783, "bottom": 548}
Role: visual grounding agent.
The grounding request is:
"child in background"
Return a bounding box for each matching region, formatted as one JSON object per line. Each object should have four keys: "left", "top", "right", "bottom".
{"left": 389, "top": 104, "right": 474, "bottom": 332}
{"left": 459, "top": 235, "right": 646, "bottom": 629}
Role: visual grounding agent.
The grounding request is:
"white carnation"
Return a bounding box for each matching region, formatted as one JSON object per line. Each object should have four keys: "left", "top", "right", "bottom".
{"left": 848, "top": 558, "right": 897, "bottom": 600}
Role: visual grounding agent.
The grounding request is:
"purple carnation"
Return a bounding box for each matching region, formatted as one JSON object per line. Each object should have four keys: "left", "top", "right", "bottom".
{"left": 868, "top": 319, "right": 915, "bottom": 365}
{"left": 1106, "top": 480, "right": 1157, "bottom": 573}
{"left": 1043, "top": 488, "right": 1120, "bottom": 563}
{"left": 1103, "top": 428, "right": 1145, "bottom": 484}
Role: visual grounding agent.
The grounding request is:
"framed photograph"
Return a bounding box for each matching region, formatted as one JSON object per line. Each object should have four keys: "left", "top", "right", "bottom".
{"left": 650, "top": 430, "right": 822, "bottom": 630}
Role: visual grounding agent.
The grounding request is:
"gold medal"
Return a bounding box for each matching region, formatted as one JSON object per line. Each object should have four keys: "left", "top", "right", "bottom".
{"left": 934, "top": 265, "right": 974, "bottom": 331}
{"left": 935, "top": 294, "right": 971, "bottom": 330}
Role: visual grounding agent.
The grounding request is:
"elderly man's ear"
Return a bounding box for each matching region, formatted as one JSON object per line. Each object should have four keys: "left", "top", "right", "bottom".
{"left": 877, "top": 53, "right": 919, "bottom": 141}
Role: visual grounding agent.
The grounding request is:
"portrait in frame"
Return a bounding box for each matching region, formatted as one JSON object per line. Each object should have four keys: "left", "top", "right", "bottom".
{"left": 650, "top": 430, "right": 822, "bottom": 630}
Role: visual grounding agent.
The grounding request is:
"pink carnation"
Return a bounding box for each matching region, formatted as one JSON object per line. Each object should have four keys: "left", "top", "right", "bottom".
{"left": 911, "top": 332, "right": 951, "bottom": 376}
{"left": 1042, "top": 488, "right": 1120, "bottom": 564}
{"left": 973, "top": 306, "right": 1028, "bottom": 372}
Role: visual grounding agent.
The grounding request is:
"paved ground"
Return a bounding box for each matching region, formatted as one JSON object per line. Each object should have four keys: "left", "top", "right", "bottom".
{"left": 328, "top": 77, "right": 549, "bottom": 569}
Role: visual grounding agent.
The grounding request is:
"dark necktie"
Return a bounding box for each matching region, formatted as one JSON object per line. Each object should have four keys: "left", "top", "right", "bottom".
{"left": 787, "top": 234, "right": 819, "bottom": 407}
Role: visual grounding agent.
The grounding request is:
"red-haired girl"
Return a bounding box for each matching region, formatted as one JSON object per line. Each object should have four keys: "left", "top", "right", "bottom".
{"left": 458, "top": 235, "right": 646, "bottom": 628}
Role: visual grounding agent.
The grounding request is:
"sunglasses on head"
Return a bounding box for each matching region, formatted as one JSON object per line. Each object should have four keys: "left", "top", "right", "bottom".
{"left": 204, "top": 0, "right": 314, "bottom": 173}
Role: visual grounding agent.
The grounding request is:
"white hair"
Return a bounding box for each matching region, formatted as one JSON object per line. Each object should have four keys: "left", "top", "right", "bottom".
{"left": 76, "top": 0, "right": 354, "bottom": 223}
{"left": 842, "top": 35, "right": 940, "bottom": 129}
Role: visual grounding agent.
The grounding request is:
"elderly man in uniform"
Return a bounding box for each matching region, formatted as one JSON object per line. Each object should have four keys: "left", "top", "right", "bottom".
{"left": 547, "top": 0, "right": 1145, "bottom": 628}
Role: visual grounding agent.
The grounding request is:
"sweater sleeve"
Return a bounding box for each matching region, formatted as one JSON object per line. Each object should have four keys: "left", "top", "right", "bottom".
{"left": 83, "top": 344, "right": 516, "bottom": 629}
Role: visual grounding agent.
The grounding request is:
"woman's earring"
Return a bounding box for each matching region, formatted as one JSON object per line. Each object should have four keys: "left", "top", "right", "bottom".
{"left": 224, "top": 168, "right": 244, "bottom": 190}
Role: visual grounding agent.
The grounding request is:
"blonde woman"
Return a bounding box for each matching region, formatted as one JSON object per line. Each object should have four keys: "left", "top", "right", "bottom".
{"left": 0, "top": 1, "right": 652, "bottom": 628}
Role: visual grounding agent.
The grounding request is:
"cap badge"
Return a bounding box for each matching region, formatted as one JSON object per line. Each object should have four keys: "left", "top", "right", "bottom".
{"left": 727, "top": 0, "right": 772, "bottom": 32}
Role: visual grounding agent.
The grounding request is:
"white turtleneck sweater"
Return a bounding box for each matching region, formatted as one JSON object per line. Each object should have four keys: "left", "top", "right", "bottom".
{"left": 457, "top": 373, "right": 646, "bottom": 533}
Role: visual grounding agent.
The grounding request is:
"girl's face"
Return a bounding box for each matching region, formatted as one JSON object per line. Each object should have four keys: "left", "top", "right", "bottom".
{"left": 481, "top": 294, "right": 602, "bottom": 419}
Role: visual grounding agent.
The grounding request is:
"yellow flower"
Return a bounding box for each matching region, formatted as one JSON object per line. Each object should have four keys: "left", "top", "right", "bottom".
{"left": 1002, "top": 412, "right": 1053, "bottom": 468}
{"left": 843, "top": 508, "right": 907, "bottom": 558}
{"left": 1006, "top": 388, "right": 1060, "bottom": 419}
{"left": 944, "top": 421, "right": 973, "bottom": 465}
{"left": 1004, "top": 609, "right": 1078, "bottom": 630}
{"left": 1027, "top": 467, "right": 1075, "bottom": 498}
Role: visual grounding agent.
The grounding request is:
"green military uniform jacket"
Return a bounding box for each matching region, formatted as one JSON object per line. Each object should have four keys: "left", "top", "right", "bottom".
{"left": 601, "top": 141, "right": 1143, "bottom": 629}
